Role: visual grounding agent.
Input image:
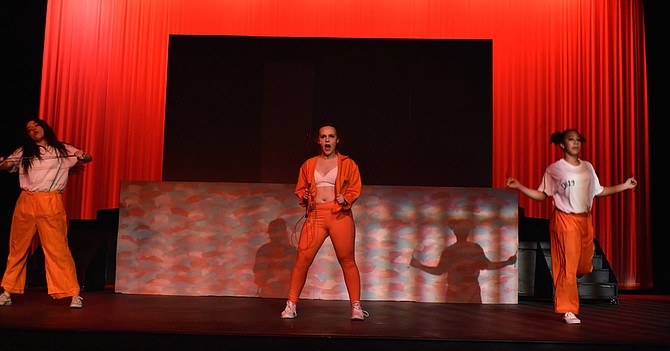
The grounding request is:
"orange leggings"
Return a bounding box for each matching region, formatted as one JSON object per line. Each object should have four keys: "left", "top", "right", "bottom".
{"left": 549, "top": 210, "right": 594, "bottom": 314}
{"left": 1, "top": 191, "right": 80, "bottom": 299}
{"left": 287, "top": 202, "right": 361, "bottom": 304}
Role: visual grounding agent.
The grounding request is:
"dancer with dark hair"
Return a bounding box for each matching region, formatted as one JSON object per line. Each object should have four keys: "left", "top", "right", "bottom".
{"left": 506, "top": 129, "right": 636, "bottom": 324}
{"left": 280, "top": 123, "right": 368, "bottom": 320}
{"left": 0, "top": 118, "right": 92, "bottom": 308}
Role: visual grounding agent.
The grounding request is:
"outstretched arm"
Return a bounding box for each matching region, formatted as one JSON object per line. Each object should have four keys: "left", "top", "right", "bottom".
{"left": 506, "top": 176, "right": 547, "bottom": 201}
{"left": 410, "top": 254, "right": 448, "bottom": 276}
{"left": 597, "top": 177, "right": 637, "bottom": 197}
{"left": 485, "top": 254, "right": 517, "bottom": 270}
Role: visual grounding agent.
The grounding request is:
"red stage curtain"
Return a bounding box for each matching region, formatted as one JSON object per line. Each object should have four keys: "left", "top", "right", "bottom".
{"left": 40, "top": 0, "right": 650, "bottom": 289}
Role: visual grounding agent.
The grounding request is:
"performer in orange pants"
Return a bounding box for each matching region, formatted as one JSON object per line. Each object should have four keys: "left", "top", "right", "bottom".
{"left": 0, "top": 118, "right": 92, "bottom": 309}
{"left": 507, "top": 129, "right": 636, "bottom": 324}
{"left": 550, "top": 210, "right": 595, "bottom": 315}
{"left": 280, "top": 123, "right": 368, "bottom": 320}
{"left": 287, "top": 202, "right": 360, "bottom": 301}
{"left": 3, "top": 191, "right": 80, "bottom": 298}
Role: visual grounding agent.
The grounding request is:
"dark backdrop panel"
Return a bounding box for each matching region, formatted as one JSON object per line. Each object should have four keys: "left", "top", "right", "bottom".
{"left": 164, "top": 36, "right": 492, "bottom": 187}
{"left": 1, "top": 1, "right": 47, "bottom": 275}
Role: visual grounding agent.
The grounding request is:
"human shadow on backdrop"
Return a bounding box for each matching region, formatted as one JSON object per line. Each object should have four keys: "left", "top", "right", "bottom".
{"left": 253, "top": 218, "right": 297, "bottom": 297}
{"left": 163, "top": 36, "right": 492, "bottom": 187}
{"left": 410, "top": 217, "right": 517, "bottom": 303}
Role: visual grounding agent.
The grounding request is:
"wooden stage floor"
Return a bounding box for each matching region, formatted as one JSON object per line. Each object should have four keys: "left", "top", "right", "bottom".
{"left": 1, "top": 287, "right": 668, "bottom": 351}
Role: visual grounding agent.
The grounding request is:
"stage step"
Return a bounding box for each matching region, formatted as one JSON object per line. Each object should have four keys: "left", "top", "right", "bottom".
{"left": 578, "top": 268, "right": 610, "bottom": 284}
{"left": 517, "top": 214, "right": 618, "bottom": 304}
{"left": 538, "top": 240, "right": 618, "bottom": 304}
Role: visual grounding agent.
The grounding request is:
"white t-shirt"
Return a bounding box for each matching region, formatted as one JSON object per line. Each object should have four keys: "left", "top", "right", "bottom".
{"left": 7, "top": 144, "right": 81, "bottom": 192}
{"left": 538, "top": 158, "right": 604, "bottom": 214}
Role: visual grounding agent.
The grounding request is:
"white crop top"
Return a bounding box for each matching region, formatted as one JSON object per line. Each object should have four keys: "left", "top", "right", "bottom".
{"left": 315, "top": 167, "right": 337, "bottom": 188}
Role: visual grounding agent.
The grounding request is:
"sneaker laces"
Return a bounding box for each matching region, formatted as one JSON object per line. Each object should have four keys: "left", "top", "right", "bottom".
{"left": 0, "top": 292, "right": 11, "bottom": 305}
{"left": 351, "top": 302, "right": 369, "bottom": 319}
{"left": 281, "top": 300, "right": 297, "bottom": 318}
{"left": 70, "top": 295, "right": 83, "bottom": 308}
{"left": 563, "top": 312, "right": 580, "bottom": 324}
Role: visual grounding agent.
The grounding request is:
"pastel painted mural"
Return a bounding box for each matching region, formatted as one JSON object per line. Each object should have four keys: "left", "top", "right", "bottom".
{"left": 116, "top": 181, "right": 518, "bottom": 304}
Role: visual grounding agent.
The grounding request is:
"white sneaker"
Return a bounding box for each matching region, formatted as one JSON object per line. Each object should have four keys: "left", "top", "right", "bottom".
{"left": 563, "top": 312, "right": 580, "bottom": 324}
{"left": 280, "top": 300, "right": 296, "bottom": 319}
{"left": 0, "top": 292, "right": 11, "bottom": 306}
{"left": 70, "top": 295, "right": 83, "bottom": 309}
{"left": 351, "top": 302, "right": 369, "bottom": 321}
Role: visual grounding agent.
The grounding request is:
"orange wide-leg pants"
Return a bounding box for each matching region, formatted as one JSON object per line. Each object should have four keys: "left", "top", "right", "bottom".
{"left": 1, "top": 191, "right": 80, "bottom": 299}
{"left": 549, "top": 210, "right": 594, "bottom": 314}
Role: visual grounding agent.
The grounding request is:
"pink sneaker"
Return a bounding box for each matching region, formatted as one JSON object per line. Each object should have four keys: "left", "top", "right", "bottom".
{"left": 70, "top": 295, "right": 83, "bottom": 309}
{"left": 563, "top": 312, "right": 581, "bottom": 324}
{"left": 0, "top": 292, "right": 11, "bottom": 306}
{"left": 351, "top": 302, "right": 369, "bottom": 321}
{"left": 280, "top": 300, "right": 296, "bottom": 319}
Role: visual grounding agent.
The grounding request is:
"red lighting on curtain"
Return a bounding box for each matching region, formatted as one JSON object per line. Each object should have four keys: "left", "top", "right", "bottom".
{"left": 39, "top": 0, "right": 650, "bottom": 290}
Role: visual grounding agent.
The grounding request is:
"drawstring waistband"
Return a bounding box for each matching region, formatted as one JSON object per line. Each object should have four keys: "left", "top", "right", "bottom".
{"left": 21, "top": 190, "right": 63, "bottom": 196}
